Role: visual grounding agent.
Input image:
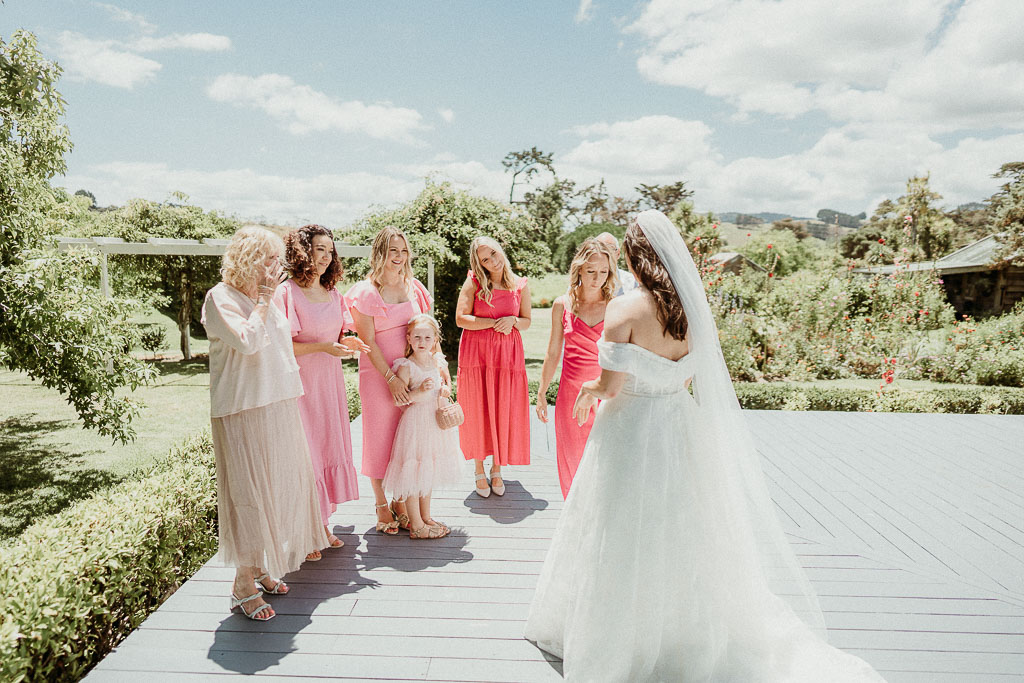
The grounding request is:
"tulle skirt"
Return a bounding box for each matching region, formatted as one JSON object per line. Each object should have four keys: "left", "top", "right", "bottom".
{"left": 383, "top": 399, "right": 464, "bottom": 499}
{"left": 525, "top": 388, "right": 886, "bottom": 682}
{"left": 211, "top": 398, "right": 328, "bottom": 578}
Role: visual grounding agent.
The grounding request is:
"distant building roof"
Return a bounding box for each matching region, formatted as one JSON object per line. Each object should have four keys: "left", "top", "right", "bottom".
{"left": 709, "top": 251, "right": 767, "bottom": 272}
{"left": 852, "top": 235, "right": 1005, "bottom": 275}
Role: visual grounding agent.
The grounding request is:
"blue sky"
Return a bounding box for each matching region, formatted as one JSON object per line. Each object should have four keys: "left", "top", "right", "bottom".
{"left": 5, "top": 0, "right": 1024, "bottom": 227}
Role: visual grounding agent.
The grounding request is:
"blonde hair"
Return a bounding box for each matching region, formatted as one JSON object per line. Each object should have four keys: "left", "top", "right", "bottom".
{"left": 566, "top": 238, "right": 618, "bottom": 314}
{"left": 221, "top": 225, "right": 284, "bottom": 292}
{"left": 469, "top": 235, "right": 516, "bottom": 304}
{"left": 404, "top": 313, "right": 442, "bottom": 357}
{"left": 369, "top": 226, "right": 414, "bottom": 290}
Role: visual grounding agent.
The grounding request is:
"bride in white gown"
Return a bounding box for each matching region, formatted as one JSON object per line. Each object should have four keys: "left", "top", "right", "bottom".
{"left": 525, "top": 210, "right": 886, "bottom": 682}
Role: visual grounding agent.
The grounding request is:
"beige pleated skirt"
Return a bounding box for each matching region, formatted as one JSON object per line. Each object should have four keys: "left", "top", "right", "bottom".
{"left": 211, "top": 398, "right": 328, "bottom": 578}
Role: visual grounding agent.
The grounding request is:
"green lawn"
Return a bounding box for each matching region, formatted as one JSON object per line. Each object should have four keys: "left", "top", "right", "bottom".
{"left": 0, "top": 360, "right": 210, "bottom": 541}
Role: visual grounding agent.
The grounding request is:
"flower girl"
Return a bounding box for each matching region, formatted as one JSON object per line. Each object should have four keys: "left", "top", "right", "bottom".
{"left": 382, "top": 314, "right": 463, "bottom": 539}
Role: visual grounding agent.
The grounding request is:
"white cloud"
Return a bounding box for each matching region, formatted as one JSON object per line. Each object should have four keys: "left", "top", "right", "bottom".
{"left": 391, "top": 157, "right": 510, "bottom": 201}
{"left": 554, "top": 114, "right": 1024, "bottom": 215}
{"left": 575, "top": 0, "right": 595, "bottom": 23}
{"left": 94, "top": 3, "right": 156, "bottom": 33}
{"left": 55, "top": 31, "right": 161, "bottom": 89}
{"left": 628, "top": 0, "right": 1024, "bottom": 131}
{"left": 134, "top": 33, "right": 232, "bottom": 52}
{"left": 207, "top": 73, "right": 427, "bottom": 144}
{"left": 438, "top": 108, "right": 455, "bottom": 123}
{"left": 60, "top": 162, "right": 427, "bottom": 227}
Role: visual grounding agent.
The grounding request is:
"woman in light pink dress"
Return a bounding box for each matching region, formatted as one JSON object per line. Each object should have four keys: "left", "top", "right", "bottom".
{"left": 536, "top": 239, "right": 617, "bottom": 498}
{"left": 455, "top": 236, "right": 531, "bottom": 498}
{"left": 346, "top": 227, "right": 432, "bottom": 534}
{"left": 275, "top": 225, "right": 370, "bottom": 550}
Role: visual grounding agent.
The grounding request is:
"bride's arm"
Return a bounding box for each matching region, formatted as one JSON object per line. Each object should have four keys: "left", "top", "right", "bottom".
{"left": 573, "top": 299, "right": 629, "bottom": 424}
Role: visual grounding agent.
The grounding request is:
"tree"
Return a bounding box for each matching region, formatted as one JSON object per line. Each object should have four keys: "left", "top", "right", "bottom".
{"left": 501, "top": 147, "right": 554, "bottom": 204}
{"left": 858, "top": 175, "right": 957, "bottom": 263}
{"left": 816, "top": 208, "right": 863, "bottom": 229}
{"left": 74, "top": 188, "right": 97, "bottom": 207}
{"left": 342, "top": 182, "right": 551, "bottom": 355}
{"left": 771, "top": 218, "right": 810, "bottom": 240}
{"left": 522, "top": 177, "right": 576, "bottom": 256}
{"left": 0, "top": 31, "right": 151, "bottom": 442}
{"left": 991, "top": 162, "right": 1024, "bottom": 264}
{"left": 76, "top": 196, "right": 238, "bottom": 360}
{"left": 636, "top": 181, "right": 692, "bottom": 215}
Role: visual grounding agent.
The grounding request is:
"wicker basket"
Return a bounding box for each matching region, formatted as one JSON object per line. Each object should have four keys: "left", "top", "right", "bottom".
{"left": 435, "top": 396, "right": 464, "bottom": 430}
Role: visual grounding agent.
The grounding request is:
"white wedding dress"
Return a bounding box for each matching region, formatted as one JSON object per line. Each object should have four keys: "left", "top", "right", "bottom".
{"left": 525, "top": 210, "right": 886, "bottom": 683}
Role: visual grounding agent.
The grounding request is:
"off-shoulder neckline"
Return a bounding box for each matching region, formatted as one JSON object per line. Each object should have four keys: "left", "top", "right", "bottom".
{"left": 599, "top": 339, "right": 691, "bottom": 365}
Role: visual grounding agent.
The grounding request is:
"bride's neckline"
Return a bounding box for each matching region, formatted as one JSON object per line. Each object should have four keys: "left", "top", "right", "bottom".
{"left": 604, "top": 339, "right": 691, "bottom": 364}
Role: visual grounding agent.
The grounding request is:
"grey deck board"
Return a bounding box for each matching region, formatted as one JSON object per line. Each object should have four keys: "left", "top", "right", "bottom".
{"left": 85, "top": 411, "right": 1024, "bottom": 681}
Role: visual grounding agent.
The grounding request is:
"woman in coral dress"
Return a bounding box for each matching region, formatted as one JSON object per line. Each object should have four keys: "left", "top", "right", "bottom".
{"left": 275, "top": 225, "right": 370, "bottom": 550}
{"left": 535, "top": 238, "right": 617, "bottom": 498}
{"left": 346, "top": 227, "right": 432, "bottom": 534}
{"left": 455, "top": 236, "right": 531, "bottom": 497}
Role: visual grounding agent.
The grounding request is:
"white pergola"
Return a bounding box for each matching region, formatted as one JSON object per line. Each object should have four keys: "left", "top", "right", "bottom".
{"left": 54, "top": 236, "right": 436, "bottom": 301}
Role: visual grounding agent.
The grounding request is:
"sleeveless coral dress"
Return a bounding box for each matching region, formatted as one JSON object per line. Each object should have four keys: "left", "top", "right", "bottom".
{"left": 345, "top": 279, "right": 432, "bottom": 479}
{"left": 554, "top": 305, "right": 603, "bottom": 498}
{"left": 456, "top": 271, "right": 530, "bottom": 466}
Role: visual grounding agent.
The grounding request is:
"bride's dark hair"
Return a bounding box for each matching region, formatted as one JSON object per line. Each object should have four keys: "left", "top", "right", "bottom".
{"left": 623, "top": 218, "right": 688, "bottom": 342}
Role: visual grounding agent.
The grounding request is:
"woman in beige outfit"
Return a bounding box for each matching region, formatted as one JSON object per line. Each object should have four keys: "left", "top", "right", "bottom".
{"left": 201, "top": 226, "right": 328, "bottom": 621}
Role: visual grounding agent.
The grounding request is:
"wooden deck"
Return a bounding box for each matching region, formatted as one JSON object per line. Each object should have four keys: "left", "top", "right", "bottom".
{"left": 85, "top": 411, "right": 1024, "bottom": 682}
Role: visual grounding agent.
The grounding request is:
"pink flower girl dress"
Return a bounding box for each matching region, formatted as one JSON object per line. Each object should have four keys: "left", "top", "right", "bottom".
{"left": 383, "top": 352, "right": 463, "bottom": 498}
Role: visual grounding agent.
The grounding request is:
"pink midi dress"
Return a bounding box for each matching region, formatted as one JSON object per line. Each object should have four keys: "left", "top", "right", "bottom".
{"left": 456, "top": 271, "right": 530, "bottom": 466}
{"left": 554, "top": 306, "right": 603, "bottom": 498}
{"left": 345, "top": 278, "right": 432, "bottom": 479}
{"left": 275, "top": 279, "right": 360, "bottom": 525}
{"left": 382, "top": 353, "right": 464, "bottom": 499}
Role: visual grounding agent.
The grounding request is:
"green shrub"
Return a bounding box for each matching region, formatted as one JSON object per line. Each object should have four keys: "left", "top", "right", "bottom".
{"left": 733, "top": 383, "right": 1024, "bottom": 414}
{"left": 0, "top": 433, "right": 218, "bottom": 683}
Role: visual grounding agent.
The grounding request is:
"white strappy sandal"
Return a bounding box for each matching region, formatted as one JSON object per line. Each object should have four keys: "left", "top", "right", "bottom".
{"left": 254, "top": 573, "right": 288, "bottom": 595}
{"left": 475, "top": 472, "right": 491, "bottom": 498}
{"left": 230, "top": 591, "right": 275, "bottom": 621}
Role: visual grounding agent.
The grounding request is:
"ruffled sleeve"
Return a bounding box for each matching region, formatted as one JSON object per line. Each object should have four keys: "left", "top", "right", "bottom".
{"left": 515, "top": 275, "right": 529, "bottom": 291}
{"left": 201, "top": 284, "right": 271, "bottom": 356}
{"left": 335, "top": 289, "right": 355, "bottom": 333}
{"left": 344, "top": 279, "right": 387, "bottom": 318}
{"left": 411, "top": 278, "right": 433, "bottom": 314}
{"left": 597, "top": 339, "right": 635, "bottom": 374}
{"left": 391, "top": 357, "right": 411, "bottom": 373}
{"left": 272, "top": 280, "right": 302, "bottom": 338}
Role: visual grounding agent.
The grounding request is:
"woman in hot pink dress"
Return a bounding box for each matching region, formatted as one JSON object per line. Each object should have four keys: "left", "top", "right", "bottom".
{"left": 275, "top": 225, "right": 370, "bottom": 549}
{"left": 455, "top": 236, "right": 532, "bottom": 497}
{"left": 535, "top": 239, "right": 617, "bottom": 498}
{"left": 346, "top": 227, "right": 432, "bottom": 534}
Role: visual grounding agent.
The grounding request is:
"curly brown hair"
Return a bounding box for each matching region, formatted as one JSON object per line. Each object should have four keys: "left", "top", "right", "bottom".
{"left": 284, "top": 224, "right": 343, "bottom": 290}
{"left": 623, "top": 219, "right": 688, "bottom": 342}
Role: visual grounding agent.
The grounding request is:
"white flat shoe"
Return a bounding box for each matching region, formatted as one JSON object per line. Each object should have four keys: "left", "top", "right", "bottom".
{"left": 475, "top": 472, "right": 491, "bottom": 498}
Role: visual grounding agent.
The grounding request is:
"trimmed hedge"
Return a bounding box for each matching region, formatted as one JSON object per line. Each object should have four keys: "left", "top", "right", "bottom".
{"left": 0, "top": 433, "right": 218, "bottom": 683}
{"left": 357, "top": 368, "right": 1024, "bottom": 415}
{"left": 733, "top": 382, "right": 1024, "bottom": 414}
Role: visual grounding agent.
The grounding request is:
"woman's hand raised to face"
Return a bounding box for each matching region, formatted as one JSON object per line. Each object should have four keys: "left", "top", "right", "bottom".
{"left": 258, "top": 259, "right": 283, "bottom": 291}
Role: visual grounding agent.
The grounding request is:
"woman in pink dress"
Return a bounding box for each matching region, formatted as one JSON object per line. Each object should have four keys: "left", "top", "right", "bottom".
{"left": 455, "top": 236, "right": 532, "bottom": 497}
{"left": 275, "top": 225, "right": 370, "bottom": 550}
{"left": 535, "top": 239, "right": 617, "bottom": 498}
{"left": 346, "top": 227, "right": 432, "bottom": 534}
